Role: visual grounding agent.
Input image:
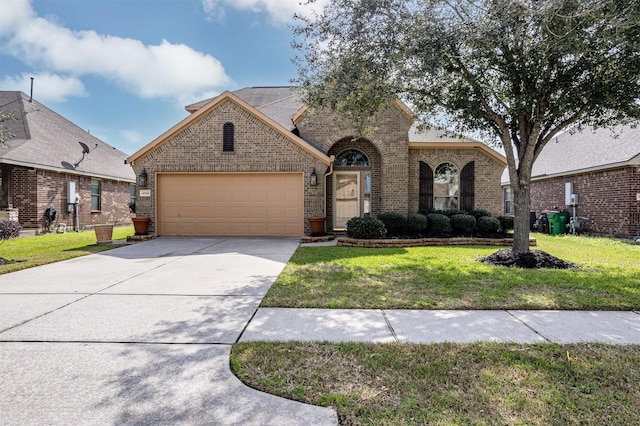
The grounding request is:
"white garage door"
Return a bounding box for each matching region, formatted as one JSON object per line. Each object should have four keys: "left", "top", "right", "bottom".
{"left": 157, "top": 173, "right": 304, "bottom": 237}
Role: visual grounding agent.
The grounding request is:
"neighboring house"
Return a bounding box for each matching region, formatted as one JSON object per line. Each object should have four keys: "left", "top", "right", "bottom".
{"left": 501, "top": 125, "right": 640, "bottom": 237}
{"left": 128, "top": 87, "right": 507, "bottom": 237}
{"left": 0, "top": 91, "right": 136, "bottom": 231}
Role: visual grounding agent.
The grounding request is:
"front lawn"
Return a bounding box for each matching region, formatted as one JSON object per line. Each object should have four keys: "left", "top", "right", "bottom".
{"left": 231, "top": 341, "right": 640, "bottom": 425}
{"left": 262, "top": 234, "right": 640, "bottom": 310}
{"left": 0, "top": 226, "right": 134, "bottom": 274}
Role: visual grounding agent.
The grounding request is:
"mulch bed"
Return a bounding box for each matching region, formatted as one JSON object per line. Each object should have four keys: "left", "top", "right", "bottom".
{"left": 479, "top": 249, "right": 579, "bottom": 269}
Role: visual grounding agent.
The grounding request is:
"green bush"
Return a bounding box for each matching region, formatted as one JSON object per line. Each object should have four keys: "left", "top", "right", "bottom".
{"left": 477, "top": 216, "right": 501, "bottom": 236}
{"left": 346, "top": 216, "right": 387, "bottom": 239}
{"left": 0, "top": 220, "right": 21, "bottom": 241}
{"left": 421, "top": 209, "right": 466, "bottom": 218}
{"left": 377, "top": 212, "right": 407, "bottom": 236}
{"left": 497, "top": 215, "right": 515, "bottom": 232}
{"left": 426, "top": 213, "right": 451, "bottom": 236}
{"left": 450, "top": 214, "right": 476, "bottom": 236}
{"left": 468, "top": 209, "right": 492, "bottom": 220}
{"left": 406, "top": 213, "right": 428, "bottom": 236}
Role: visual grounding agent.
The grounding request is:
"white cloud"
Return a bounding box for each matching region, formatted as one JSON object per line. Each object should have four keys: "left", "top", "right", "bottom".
{"left": 201, "top": 0, "right": 330, "bottom": 24}
{"left": 121, "top": 129, "right": 145, "bottom": 145}
{"left": 0, "top": 72, "right": 87, "bottom": 103}
{"left": 0, "top": 0, "right": 232, "bottom": 101}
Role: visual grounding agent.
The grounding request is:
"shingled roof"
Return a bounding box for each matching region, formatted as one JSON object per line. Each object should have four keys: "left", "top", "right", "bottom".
{"left": 186, "top": 87, "right": 505, "bottom": 154}
{"left": 0, "top": 91, "right": 135, "bottom": 182}
{"left": 502, "top": 125, "right": 640, "bottom": 184}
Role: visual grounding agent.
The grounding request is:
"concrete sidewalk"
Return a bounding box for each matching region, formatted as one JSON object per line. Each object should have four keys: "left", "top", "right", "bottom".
{"left": 241, "top": 308, "right": 640, "bottom": 344}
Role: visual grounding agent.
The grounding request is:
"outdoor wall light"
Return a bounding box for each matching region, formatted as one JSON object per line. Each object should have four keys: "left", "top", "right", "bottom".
{"left": 310, "top": 168, "right": 318, "bottom": 186}
{"left": 138, "top": 169, "right": 148, "bottom": 187}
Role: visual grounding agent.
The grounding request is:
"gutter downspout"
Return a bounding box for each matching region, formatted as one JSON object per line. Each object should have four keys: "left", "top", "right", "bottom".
{"left": 323, "top": 155, "right": 335, "bottom": 223}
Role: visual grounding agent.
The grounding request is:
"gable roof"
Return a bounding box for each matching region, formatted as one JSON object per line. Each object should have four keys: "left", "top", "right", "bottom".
{"left": 182, "top": 86, "right": 506, "bottom": 166}
{"left": 502, "top": 125, "right": 640, "bottom": 184}
{"left": 186, "top": 87, "right": 303, "bottom": 131}
{"left": 408, "top": 122, "right": 507, "bottom": 166}
{"left": 129, "top": 90, "right": 331, "bottom": 165}
{"left": 0, "top": 91, "right": 135, "bottom": 182}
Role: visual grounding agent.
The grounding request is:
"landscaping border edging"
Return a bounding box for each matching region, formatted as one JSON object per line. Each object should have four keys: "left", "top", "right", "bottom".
{"left": 337, "top": 236, "right": 537, "bottom": 248}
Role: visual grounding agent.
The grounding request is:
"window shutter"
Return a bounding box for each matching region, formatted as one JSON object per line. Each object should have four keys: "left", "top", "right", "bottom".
{"left": 223, "top": 122, "right": 234, "bottom": 152}
{"left": 419, "top": 161, "right": 434, "bottom": 211}
{"left": 460, "top": 161, "right": 475, "bottom": 211}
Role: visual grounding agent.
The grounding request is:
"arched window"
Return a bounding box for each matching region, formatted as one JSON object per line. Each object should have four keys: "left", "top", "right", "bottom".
{"left": 223, "top": 122, "right": 234, "bottom": 152}
{"left": 335, "top": 149, "right": 370, "bottom": 167}
{"left": 434, "top": 162, "right": 459, "bottom": 210}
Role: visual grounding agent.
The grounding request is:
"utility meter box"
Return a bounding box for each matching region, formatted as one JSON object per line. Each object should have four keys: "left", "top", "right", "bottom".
{"left": 565, "top": 182, "right": 573, "bottom": 205}
{"left": 67, "top": 181, "right": 77, "bottom": 212}
{"left": 570, "top": 194, "right": 578, "bottom": 205}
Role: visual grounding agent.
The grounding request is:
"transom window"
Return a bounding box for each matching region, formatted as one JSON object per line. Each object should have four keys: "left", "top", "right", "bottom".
{"left": 434, "top": 162, "right": 459, "bottom": 210}
{"left": 335, "top": 149, "right": 370, "bottom": 167}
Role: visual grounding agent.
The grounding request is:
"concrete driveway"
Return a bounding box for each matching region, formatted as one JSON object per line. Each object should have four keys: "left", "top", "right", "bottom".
{"left": 0, "top": 238, "right": 337, "bottom": 425}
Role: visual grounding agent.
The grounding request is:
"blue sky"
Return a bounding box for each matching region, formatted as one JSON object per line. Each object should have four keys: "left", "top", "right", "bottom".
{"left": 0, "top": 0, "right": 328, "bottom": 155}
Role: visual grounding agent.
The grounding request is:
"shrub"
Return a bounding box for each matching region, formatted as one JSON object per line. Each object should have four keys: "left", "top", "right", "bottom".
{"left": 421, "top": 209, "right": 466, "bottom": 218}
{"left": 406, "top": 213, "right": 428, "bottom": 236}
{"left": 468, "top": 209, "right": 492, "bottom": 220}
{"left": 450, "top": 214, "right": 476, "bottom": 236}
{"left": 497, "top": 215, "right": 515, "bottom": 232}
{"left": 477, "top": 216, "right": 501, "bottom": 236}
{"left": 346, "top": 216, "right": 387, "bottom": 239}
{"left": 0, "top": 220, "right": 21, "bottom": 241}
{"left": 426, "top": 213, "right": 452, "bottom": 236}
{"left": 377, "top": 212, "right": 407, "bottom": 236}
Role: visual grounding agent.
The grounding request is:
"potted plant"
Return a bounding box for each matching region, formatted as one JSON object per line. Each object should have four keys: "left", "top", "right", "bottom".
{"left": 94, "top": 224, "right": 114, "bottom": 244}
{"left": 308, "top": 216, "right": 326, "bottom": 236}
{"left": 131, "top": 216, "right": 151, "bottom": 235}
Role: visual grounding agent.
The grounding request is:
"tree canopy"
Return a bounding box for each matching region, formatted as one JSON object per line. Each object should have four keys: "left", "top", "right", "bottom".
{"left": 294, "top": 0, "right": 640, "bottom": 253}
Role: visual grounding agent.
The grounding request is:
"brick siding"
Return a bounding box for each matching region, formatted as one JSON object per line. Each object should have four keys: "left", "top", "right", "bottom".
{"left": 135, "top": 97, "right": 506, "bottom": 235}
{"left": 133, "top": 99, "right": 328, "bottom": 234}
{"left": 4, "top": 165, "right": 133, "bottom": 230}
{"left": 524, "top": 166, "right": 640, "bottom": 237}
{"left": 408, "top": 148, "right": 505, "bottom": 216}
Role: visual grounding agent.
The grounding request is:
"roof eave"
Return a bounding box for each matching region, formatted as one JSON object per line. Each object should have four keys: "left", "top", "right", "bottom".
{"left": 409, "top": 141, "right": 507, "bottom": 166}
{"left": 502, "top": 159, "right": 639, "bottom": 185}
{"left": 0, "top": 158, "right": 135, "bottom": 182}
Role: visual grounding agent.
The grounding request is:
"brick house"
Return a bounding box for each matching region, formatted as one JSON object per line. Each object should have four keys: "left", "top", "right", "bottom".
{"left": 501, "top": 125, "right": 640, "bottom": 237}
{"left": 0, "top": 91, "right": 136, "bottom": 231}
{"left": 128, "top": 87, "right": 507, "bottom": 237}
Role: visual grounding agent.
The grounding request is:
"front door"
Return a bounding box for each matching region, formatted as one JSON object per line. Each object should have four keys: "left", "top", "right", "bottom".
{"left": 334, "top": 171, "right": 360, "bottom": 229}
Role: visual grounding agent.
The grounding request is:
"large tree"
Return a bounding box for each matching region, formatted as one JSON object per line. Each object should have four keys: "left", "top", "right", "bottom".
{"left": 294, "top": 0, "right": 640, "bottom": 253}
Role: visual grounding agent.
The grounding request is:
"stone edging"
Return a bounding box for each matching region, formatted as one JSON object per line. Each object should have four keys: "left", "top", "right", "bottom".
{"left": 337, "top": 236, "right": 537, "bottom": 248}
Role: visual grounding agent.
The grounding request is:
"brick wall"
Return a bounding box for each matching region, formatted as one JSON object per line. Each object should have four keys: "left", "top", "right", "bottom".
{"left": 133, "top": 99, "right": 328, "bottom": 234}
{"left": 39, "top": 172, "right": 134, "bottom": 230}
{"left": 10, "top": 166, "right": 38, "bottom": 226}
{"left": 528, "top": 166, "right": 640, "bottom": 237}
{"left": 298, "top": 103, "right": 413, "bottom": 217}
{"left": 6, "top": 165, "right": 133, "bottom": 230}
{"left": 408, "top": 148, "right": 505, "bottom": 216}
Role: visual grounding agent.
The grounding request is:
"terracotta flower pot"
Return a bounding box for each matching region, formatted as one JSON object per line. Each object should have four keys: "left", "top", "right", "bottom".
{"left": 132, "top": 217, "right": 151, "bottom": 235}
{"left": 94, "top": 224, "right": 113, "bottom": 245}
{"left": 308, "top": 216, "right": 326, "bottom": 236}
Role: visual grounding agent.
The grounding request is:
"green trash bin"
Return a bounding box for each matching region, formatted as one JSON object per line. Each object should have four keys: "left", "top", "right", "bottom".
{"left": 548, "top": 212, "right": 569, "bottom": 235}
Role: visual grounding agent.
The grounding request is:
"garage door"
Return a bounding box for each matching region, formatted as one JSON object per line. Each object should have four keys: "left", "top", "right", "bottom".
{"left": 157, "top": 173, "right": 304, "bottom": 237}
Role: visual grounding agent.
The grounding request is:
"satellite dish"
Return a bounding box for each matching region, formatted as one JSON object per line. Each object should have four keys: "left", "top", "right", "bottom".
{"left": 79, "top": 141, "right": 90, "bottom": 154}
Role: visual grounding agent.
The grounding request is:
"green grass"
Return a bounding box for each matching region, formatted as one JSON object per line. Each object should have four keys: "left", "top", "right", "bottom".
{"left": 262, "top": 234, "right": 640, "bottom": 310}
{"left": 231, "top": 341, "right": 640, "bottom": 425}
{"left": 0, "top": 226, "right": 135, "bottom": 274}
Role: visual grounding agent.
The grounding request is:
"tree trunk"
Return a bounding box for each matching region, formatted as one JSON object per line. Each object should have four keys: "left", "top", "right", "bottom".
{"left": 512, "top": 183, "right": 532, "bottom": 254}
